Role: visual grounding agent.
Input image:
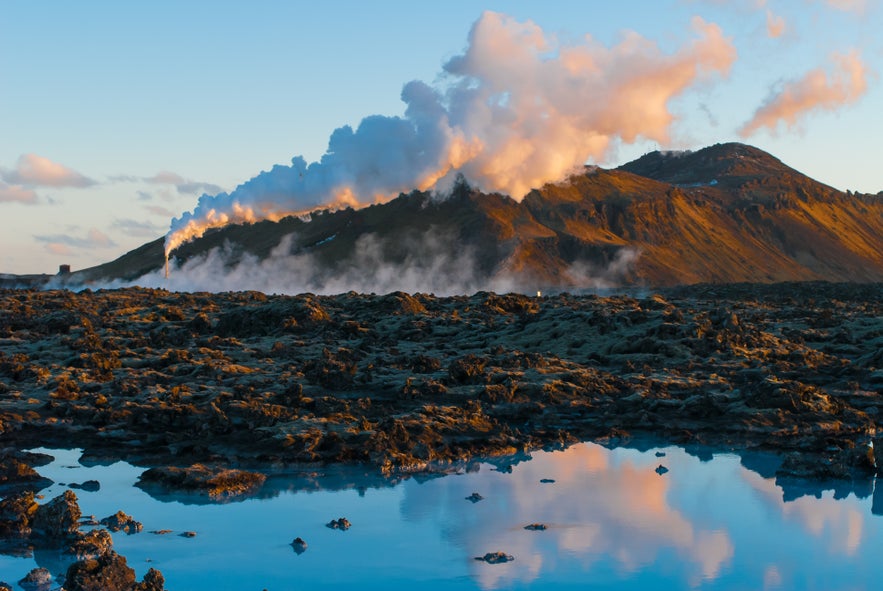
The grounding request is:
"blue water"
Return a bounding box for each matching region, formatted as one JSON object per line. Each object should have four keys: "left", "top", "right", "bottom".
{"left": 2, "top": 443, "right": 881, "bottom": 590}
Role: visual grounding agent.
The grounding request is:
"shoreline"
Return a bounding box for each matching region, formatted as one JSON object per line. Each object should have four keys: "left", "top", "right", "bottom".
{"left": 1, "top": 282, "right": 881, "bottom": 494}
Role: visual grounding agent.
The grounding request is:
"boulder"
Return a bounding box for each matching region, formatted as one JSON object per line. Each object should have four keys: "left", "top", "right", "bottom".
{"left": 65, "top": 551, "right": 165, "bottom": 591}
{"left": 100, "top": 510, "right": 143, "bottom": 534}
{"left": 475, "top": 552, "right": 514, "bottom": 564}
{"left": 17, "top": 568, "right": 52, "bottom": 591}
{"left": 31, "top": 490, "right": 81, "bottom": 540}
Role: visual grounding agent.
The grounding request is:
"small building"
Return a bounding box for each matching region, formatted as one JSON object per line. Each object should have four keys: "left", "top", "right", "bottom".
{"left": 58, "top": 264, "right": 71, "bottom": 275}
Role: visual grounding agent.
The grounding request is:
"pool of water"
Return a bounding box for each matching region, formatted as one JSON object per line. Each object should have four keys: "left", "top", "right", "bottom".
{"left": 2, "top": 443, "right": 882, "bottom": 590}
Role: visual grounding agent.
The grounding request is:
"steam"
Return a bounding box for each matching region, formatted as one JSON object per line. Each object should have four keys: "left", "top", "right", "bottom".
{"left": 739, "top": 51, "right": 868, "bottom": 137}
{"left": 122, "top": 231, "right": 640, "bottom": 296}
{"left": 164, "top": 12, "right": 734, "bottom": 260}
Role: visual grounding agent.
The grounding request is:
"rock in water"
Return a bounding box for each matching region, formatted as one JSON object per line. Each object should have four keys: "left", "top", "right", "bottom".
{"left": 31, "top": 490, "right": 81, "bottom": 540}
{"left": 655, "top": 464, "right": 669, "bottom": 475}
{"left": 65, "top": 551, "right": 166, "bottom": 591}
{"left": 68, "top": 528, "right": 114, "bottom": 559}
{"left": 100, "top": 510, "right": 143, "bottom": 534}
{"left": 291, "top": 536, "right": 308, "bottom": 554}
{"left": 475, "top": 552, "right": 515, "bottom": 564}
{"left": 17, "top": 568, "right": 52, "bottom": 591}
{"left": 465, "top": 492, "right": 484, "bottom": 503}
{"left": 326, "top": 517, "right": 351, "bottom": 530}
{"left": 524, "top": 523, "right": 547, "bottom": 531}
{"left": 0, "top": 490, "right": 38, "bottom": 539}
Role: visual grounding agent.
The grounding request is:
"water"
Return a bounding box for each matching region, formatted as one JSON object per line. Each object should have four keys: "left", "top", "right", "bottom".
{"left": 2, "top": 443, "right": 882, "bottom": 590}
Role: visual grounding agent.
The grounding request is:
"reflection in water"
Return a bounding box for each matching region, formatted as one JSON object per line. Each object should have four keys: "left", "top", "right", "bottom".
{"left": 400, "top": 444, "right": 734, "bottom": 589}
{"left": 1, "top": 444, "right": 882, "bottom": 590}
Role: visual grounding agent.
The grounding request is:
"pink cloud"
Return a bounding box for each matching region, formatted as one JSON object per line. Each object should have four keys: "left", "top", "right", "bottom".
{"left": 45, "top": 243, "right": 73, "bottom": 256}
{"left": 2, "top": 154, "right": 96, "bottom": 188}
{"left": 766, "top": 9, "right": 786, "bottom": 37}
{"left": 440, "top": 13, "right": 737, "bottom": 198}
{"left": 0, "top": 182, "right": 38, "bottom": 204}
{"left": 824, "top": 0, "right": 868, "bottom": 13}
{"left": 739, "top": 51, "right": 868, "bottom": 137}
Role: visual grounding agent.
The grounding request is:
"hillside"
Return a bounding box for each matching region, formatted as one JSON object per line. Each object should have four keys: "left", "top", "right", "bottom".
{"left": 71, "top": 142, "right": 883, "bottom": 289}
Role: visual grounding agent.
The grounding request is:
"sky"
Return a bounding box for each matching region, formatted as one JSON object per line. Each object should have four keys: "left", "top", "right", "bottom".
{"left": 2, "top": 0, "right": 881, "bottom": 275}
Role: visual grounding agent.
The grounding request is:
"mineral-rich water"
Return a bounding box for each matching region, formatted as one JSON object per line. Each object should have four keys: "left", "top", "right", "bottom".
{"left": 2, "top": 443, "right": 881, "bottom": 590}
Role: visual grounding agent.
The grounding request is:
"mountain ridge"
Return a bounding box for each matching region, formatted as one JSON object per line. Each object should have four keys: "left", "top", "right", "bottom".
{"left": 54, "top": 142, "right": 883, "bottom": 290}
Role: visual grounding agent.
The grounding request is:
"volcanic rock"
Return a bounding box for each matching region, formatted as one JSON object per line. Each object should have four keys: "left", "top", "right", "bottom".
{"left": 475, "top": 552, "right": 515, "bottom": 564}
{"left": 100, "top": 511, "right": 143, "bottom": 534}
{"left": 291, "top": 537, "right": 307, "bottom": 554}
{"left": 137, "top": 465, "right": 266, "bottom": 499}
{"left": 31, "top": 490, "right": 81, "bottom": 540}
{"left": 17, "top": 568, "right": 51, "bottom": 591}
{"left": 326, "top": 517, "right": 351, "bottom": 530}
{"left": 64, "top": 551, "right": 165, "bottom": 591}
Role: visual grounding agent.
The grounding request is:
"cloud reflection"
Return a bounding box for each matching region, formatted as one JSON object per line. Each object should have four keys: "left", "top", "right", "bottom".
{"left": 400, "top": 443, "right": 733, "bottom": 589}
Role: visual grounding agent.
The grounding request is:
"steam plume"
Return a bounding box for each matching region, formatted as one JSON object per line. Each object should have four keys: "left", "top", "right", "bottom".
{"left": 165, "top": 12, "right": 734, "bottom": 260}
{"left": 739, "top": 51, "right": 868, "bottom": 137}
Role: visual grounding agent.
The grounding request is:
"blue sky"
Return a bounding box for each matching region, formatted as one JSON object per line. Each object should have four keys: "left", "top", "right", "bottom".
{"left": 2, "top": 0, "right": 881, "bottom": 274}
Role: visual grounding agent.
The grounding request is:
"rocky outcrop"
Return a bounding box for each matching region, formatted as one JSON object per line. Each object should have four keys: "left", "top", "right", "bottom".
{"left": 65, "top": 551, "right": 164, "bottom": 591}
{"left": 100, "top": 511, "right": 143, "bottom": 534}
{"left": 136, "top": 464, "right": 266, "bottom": 499}
{"left": 475, "top": 552, "right": 515, "bottom": 564}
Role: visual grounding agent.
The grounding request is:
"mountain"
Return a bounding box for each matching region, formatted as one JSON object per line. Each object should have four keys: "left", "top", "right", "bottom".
{"left": 72, "top": 142, "right": 883, "bottom": 289}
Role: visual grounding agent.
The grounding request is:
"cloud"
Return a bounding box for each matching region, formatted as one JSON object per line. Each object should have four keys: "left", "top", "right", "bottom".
{"left": 34, "top": 228, "right": 117, "bottom": 249}
{"left": 137, "top": 190, "right": 153, "bottom": 201}
{"left": 45, "top": 243, "right": 73, "bottom": 256}
{"left": 766, "top": 9, "right": 786, "bottom": 37}
{"left": 0, "top": 182, "right": 38, "bottom": 204}
{"left": 145, "top": 204, "right": 178, "bottom": 218}
{"left": 163, "top": 12, "right": 735, "bottom": 257}
{"left": 823, "top": 0, "right": 868, "bottom": 13}
{"left": 146, "top": 171, "right": 223, "bottom": 195}
{"left": 114, "top": 218, "right": 164, "bottom": 238}
{"left": 739, "top": 51, "right": 868, "bottom": 137}
{"left": 2, "top": 154, "right": 96, "bottom": 188}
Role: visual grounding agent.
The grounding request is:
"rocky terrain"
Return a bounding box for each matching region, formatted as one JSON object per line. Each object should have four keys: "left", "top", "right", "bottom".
{"left": 1, "top": 281, "right": 881, "bottom": 588}
{"left": 0, "top": 282, "right": 880, "bottom": 486}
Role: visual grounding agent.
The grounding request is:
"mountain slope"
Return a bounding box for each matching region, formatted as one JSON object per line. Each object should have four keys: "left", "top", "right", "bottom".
{"left": 74, "top": 142, "right": 883, "bottom": 289}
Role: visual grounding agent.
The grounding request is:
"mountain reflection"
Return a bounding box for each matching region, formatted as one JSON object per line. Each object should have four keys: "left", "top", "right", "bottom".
{"left": 399, "top": 443, "right": 734, "bottom": 589}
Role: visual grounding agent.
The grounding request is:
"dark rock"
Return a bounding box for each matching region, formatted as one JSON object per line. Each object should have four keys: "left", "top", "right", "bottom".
{"left": 31, "top": 490, "right": 81, "bottom": 540}
{"left": 135, "top": 568, "right": 165, "bottom": 591}
{"left": 100, "top": 510, "right": 143, "bottom": 534}
{"left": 67, "top": 528, "right": 114, "bottom": 559}
{"left": 655, "top": 451, "right": 666, "bottom": 457}
{"left": 137, "top": 464, "right": 266, "bottom": 499}
{"left": 524, "top": 523, "right": 547, "bottom": 531}
{"left": 0, "top": 581, "right": 12, "bottom": 591}
{"left": 655, "top": 464, "right": 669, "bottom": 475}
{"left": 465, "top": 492, "right": 484, "bottom": 503}
{"left": 291, "top": 536, "right": 308, "bottom": 554}
{"left": 475, "top": 552, "right": 515, "bottom": 564}
{"left": 0, "top": 490, "right": 38, "bottom": 538}
{"left": 448, "top": 354, "right": 488, "bottom": 384}
{"left": 179, "top": 531, "right": 197, "bottom": 538}
{"left": 65, "top": 550, "right": 165, "bottom": 591}
{"left": 17, "top": 568, "right": 52, "bottom": 591}
{"left": 70, "top": 480, "right": 101, "bottom": 492}
{"left": 0, "top": 454, "right": 52, "bottom": 490}
{"left": 326, "top": 517, "right": 351, "bottom": 530}
{"left": 539, "top": 478, "right": 555, "bottom": 483}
